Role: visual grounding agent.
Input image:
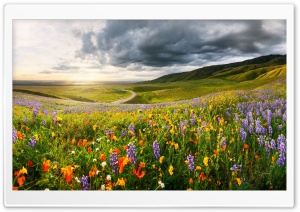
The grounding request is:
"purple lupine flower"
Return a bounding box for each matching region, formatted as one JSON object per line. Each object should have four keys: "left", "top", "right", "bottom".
{"left": 277, "top": 125, "right": 283, "bottom": 130}
{"left": 190, "top": 118, "right": 197, "bottom": 126}
{"left": 121, "top": 129, "right": 127, "bottom": 137}
{"left": 247, "top": 112, "right": 254, "bottom": 123}
{"left": 239, "top": 127, "right": 247, "bottom": 142}
{"left": 277, "top": 134, "right": 286, "bottom": 167}
{"left": 231, "top": 164, "right": 237, "bottom": 171}
{"left": 234, "top": 113, "right": 239, "bottom": 122}
{"left": 12, "top": 129, "right": 17, "bottom": 143}
{"left": 152, "top": 141, "right": 160, "bottom": 159}
{"left": 126, "top": 143, "right": 137, "bottom": 165}
{"left": 179, "top": 121, "right": 185, "bottom": 135}
{"left": 270, "top": 139, "right": 276, "bottom": 149}
{"left": 265, "top": 139, "right": 270, "bottom": 155}
{"left": 242, "top": 118, "right": 248, "bottom": 129}
{"left": 128, "top": 123, "right": 135, "bottom": 136}
{"left": 187, "top": 154, "right": 194, "bottom": 171}
{"left": 268, "top": 126, "right": 273, "bottom": 135}
{"left": 231, "top": 164, "right": 242, "bottom": 172}
{"left": 28, "top": 136, "right": 37, "bottom": 147}
{"left": 267, "top": 109, "right": 272, "bottom": 126}
{"left": 51, "top": 110, "right": 57, "bottom": 119}
{"left": 41, "top": 120, "right": 47, "bottom": 126}
{"left": 255, "top": 118, "right": 261, "bottom": 134}
{"left": 42, "top": 109, "right": 48, "bottom": 117}
{"left": 185, "top": 108, "right": 189, "bottom": 114}
{"left": 109, "top": 152, "right": 118, "bottom": 173}
{"left": 80, "top": 175, "right": 90, "bottom": 190}
{"left": 275, "top": 109, "right": 282, "bottom": 117}
{"left": 282, "top": 111, "right": 286, "bottom": 122}
{"left": 221, "top": 138, "right": 226, "bottom": 148}
{"left": 32, "top": 107, "right": 39, "bottom": 118}
{"left": 248, "top": 124, "right": 254, "bottom": 134}
{"left": 258, "top": 135, "right": 264, "bottom": 147}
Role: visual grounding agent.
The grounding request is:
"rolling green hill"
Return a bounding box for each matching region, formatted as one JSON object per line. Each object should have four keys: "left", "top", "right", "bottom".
{"left": 148, "top": 54, "right": 286, "bottom": 83}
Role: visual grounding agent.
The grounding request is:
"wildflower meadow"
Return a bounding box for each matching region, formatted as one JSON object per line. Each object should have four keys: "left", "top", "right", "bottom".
{"left": 12, "top": 79, "right": 287, "bottom": 191}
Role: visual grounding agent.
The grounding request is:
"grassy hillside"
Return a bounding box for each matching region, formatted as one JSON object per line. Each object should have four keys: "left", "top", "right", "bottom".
{"left": 148, "top": 54, "right": 286, "bottom": 83}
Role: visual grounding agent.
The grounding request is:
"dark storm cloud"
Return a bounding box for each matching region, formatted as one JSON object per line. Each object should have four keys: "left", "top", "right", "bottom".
{"left": 77, "top": 20, "right": 286, "bottom": 69}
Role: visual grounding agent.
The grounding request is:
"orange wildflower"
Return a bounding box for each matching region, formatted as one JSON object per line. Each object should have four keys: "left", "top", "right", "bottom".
{"left": 272, "top": 156, "right": 276, "bottom": 164}
{"left": 71, "top": 138, "right": 76, "bottom": 145}
{"left": 87, "top": 147, "right": 92, "bottom": 153}
{"left": 42, "top": 160, "right": 50, "bottom": 172}
{"left": 100, "top": 154, "right": 106, "bottom": 161}
{"left": 83, "top": 139, "right": 87, "bottom": 147}
{"left": 16, "top": 131, "right": 23, "bottom": 140}
{"left": 198, "top": 172, "right": 206, "bottom": 182}
{"left": 12, "top": 186, "right": 18, "bottom": 190}
{"left": 118, "top": 157, "right": 130, "bottom": 174}
{"left": 123, "top": 145, "right": 128, "bottom": 151}
{"left": 189, "top": 178, "right": 193, "bottom": 184}
{"left": 139, "top": 140, "right": 144, "bottom": 146}
{"left": 213, "top": 149, "right": 218, "bottom": 155}
{"left": 133, "top": 162, "right": 146, "bottom": 179}
{"left": 255, "top": 155, "right": 260, "bottom": 159}
{"left": 17, "top": 175, "right": 26, "bottom": 186}
{"left": 77, "top": 139, "right": 82, "bottom": 147}
{"left": 61, "top": 165, "right": 73, "bottom": 183}
{"left": 89, "top": 170, "right": 95, "bottom": 178}
{"left": 114, "top": 148, "right": 120, "bottom": 155}
{"left": 244, "top": 144, "right": 249, "bottom": 149}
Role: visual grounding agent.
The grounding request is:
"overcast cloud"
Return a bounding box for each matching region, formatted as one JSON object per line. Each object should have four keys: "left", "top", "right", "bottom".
{"left": 13, "top": 20, "right": 286, "bottom": 82}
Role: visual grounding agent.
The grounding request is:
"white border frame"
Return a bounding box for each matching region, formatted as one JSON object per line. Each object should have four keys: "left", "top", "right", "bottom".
{"left": 4, "top": 4, "right": 294, "bottom": 207}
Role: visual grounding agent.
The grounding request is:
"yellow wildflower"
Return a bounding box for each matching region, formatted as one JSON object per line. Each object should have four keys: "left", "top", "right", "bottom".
{"left": 195, "top": 166, "right": 201, "bottom": 171}
{"left": 203, "top": 157, "right": 209, "bottom": 166}
{"left": 236, "top": 178, "right": 242, "bottom": 186}
{"left": 115, "top": 178, "right": 126, "bottom": 187}
{"left": 19, "top": 166, "right": 28, "bottom": 175}
{"left": 174, "top": 143, "right": 179, "bottom": 150}
{"left": 168, "top": 165, "right": 174, "bottom": 175}
{"left": 159, "top": 156, "right": 165, "bottom": 164}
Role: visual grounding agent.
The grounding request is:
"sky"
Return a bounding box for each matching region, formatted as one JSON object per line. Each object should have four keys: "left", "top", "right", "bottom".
{"left": 13, "top": 20, "right": 286, "bottom": 82}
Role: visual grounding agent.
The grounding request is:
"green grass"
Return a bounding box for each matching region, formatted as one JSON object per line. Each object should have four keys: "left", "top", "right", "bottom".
{"left": 13, "top": 85, "right": 133, "bottom": 103}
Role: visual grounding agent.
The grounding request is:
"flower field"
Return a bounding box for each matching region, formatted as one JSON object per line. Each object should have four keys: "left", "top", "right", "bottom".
{"left": 12, "top": 80, "right": 287, "bottom": 190}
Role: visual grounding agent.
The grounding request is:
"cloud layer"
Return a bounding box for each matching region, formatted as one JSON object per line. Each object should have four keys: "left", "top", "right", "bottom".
{"left": 77, "top": 20, "right": 286, "bottom": 69}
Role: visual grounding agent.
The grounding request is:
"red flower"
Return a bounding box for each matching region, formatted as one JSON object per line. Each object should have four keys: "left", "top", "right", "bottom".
{"left": 27, "top": 161, "right": 33, "bottom": 167}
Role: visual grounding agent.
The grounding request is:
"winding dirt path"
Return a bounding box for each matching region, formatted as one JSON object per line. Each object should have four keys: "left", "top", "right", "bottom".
{"left": 111, "top": 90, "right": 136, "bottom": 104}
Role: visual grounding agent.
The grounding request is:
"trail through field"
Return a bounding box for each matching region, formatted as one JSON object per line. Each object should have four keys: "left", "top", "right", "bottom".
{"left": 111, "top": 90, "right": 136, "bottom": 104}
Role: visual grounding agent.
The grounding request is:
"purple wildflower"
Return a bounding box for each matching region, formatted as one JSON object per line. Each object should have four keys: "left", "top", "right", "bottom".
{"left": 24, "top": 116, "right": 28, "bottom": 123}
{"left": 109, "top": 152, "right": 118, "bottom": 173}
{"left": 270, "top": 139, "right": 276, "bottom": 149}
{"left": 12, "top": 129, "right": 17, "bottom": 143}
{"left": 258, "top": 135, "right": 264, "bottom": 147}
{"left": 221, "top": 138, "right": 226, "bottom": 148}
{"left": 51, "top": 110, "right": 57, "bottom": 119}
{"left": 239, "top": 127, "right": 247, "bottom": 142}
{"left": 152, "top": 141, "right": 160, "bottom": 159}
{"left": 80, "top": 175, "right": 90, "bottom": 190}
{"left": 28, "top": 136, "right": 37, "bottom": 147}
{"left": 41, "top": 120, "right": 47, "bottom": 126}
{"left": 231, "top": 164, "right": 242, "bottom": 172}
{"left": 267, "top": 109, "right": 272, "bottom": 126}
{"left": 126, "top": 143, "right": 137, "bottom": 165}
{"left": 242, "top": 118, "right": 248, "bottom": 129}
{"left": 121, "top": 129, "right": 127, "bottom": 137}
{"left": 277, "top": 125, "right": 283, "bottom": 130}
{"left": 187, "top": 154, "right": 194, "bottom": 171}
{"left": 282, "top": 111, "right": 286, "bottom": 121}
{"left": 277, "top": 134, "right": 286, "bottom": 167}
{"left": 268, "top": 126, "right": 272, "bottom": 135}
{"left": 190, "top": 118, "right": 197, "bottom": 126}
{"left": 248, "top": 124, "right": 254, "bottom": 134}
{"left": 128, "top": 123, "right": 135, "bottom": 136}
{"left": 265, "top": 139, "right": 270, "bottom": 155}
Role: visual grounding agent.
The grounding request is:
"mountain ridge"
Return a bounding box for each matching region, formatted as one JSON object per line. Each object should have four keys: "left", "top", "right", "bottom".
{"left": 146, "top": 54, "right": 286, "bottom": 83}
